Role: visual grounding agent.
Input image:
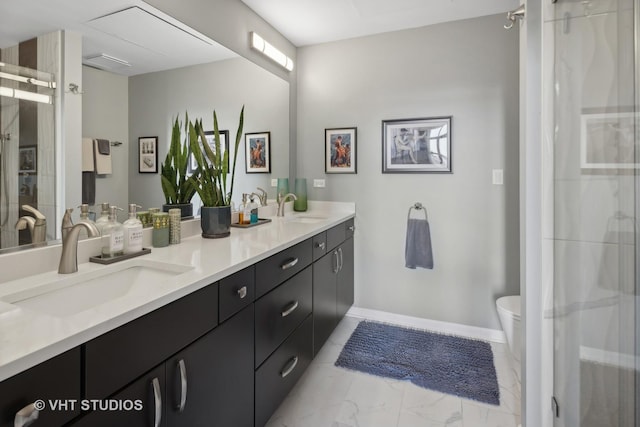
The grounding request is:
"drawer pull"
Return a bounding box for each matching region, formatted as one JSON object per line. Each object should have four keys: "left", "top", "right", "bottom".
{"left": 281, "top": 300, "right": 299, "bottom": 317}
{"left": 280, "top": 356, "right": 299, "bottom": 378}
{"left": 14, "top": 403, "right": 39, "bottom": 427}
{"left": 338, "top": 247, "right": 344, "bottom": 271}
{"left": 152, "top": 377, "right": 162, "bottom": 427}
{"left": 315, "top": 241, "right": 326, "bottom": 250}
{"left": 177, "top": 359, "right": 188, "bottom": 413}
{"left": 348, "top": 225, "right": 355, "bottom": 232}
{"left": 333, "top": 250, "right": 339, "bottom": 273}
{"left": 237, "top": 286, "right": 248, "bottom": 299}
{"left": 280, "top": 257, "right": 299, "bottom": 270}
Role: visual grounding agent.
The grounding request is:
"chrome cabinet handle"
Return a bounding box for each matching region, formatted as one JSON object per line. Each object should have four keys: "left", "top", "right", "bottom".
{"left": 280, "top": 257, "right": 299, "bottom": 270}
{"left": 281, "top": 300, "right": 299, "bottom": 317}
{"left": 280, "top": 356, "right": 299, "bottom": 378}
{"left": 177, "top": 359, "right": 187, "bottom": 413}
{"left": 333, "top": 251, "right": 339, "bottom": 273}
{"left": 237, "top": 286, "right": 247, "bottom": 299}
{"left": 338, "top": 247, "right": 344, "bottom": 271}
{"left": 152, "top": 377, "right": 162, "bottom": 427}
{"left": 348, "top": 225, "right": 355, "bottom": 232}
{"left": 14, "top": 403, "right": 39, "bottom": 427}
{"left": 315, "top": 241, "right": 326, "bottom": 250}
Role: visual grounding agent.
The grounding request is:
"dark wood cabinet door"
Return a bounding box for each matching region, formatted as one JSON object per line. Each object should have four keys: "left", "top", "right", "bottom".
{"left": 85, "top": 283, "right": 218, "bottom": 400}
{"left": 71, "top": 364, "right": 166, "bottom": 427}
{"left": 337, "top": 238, "right": 354, "bottom": 320}
{"left": 0, "top": 348, "right": 81, "bottom": 427}
{"left": 165, "top": 304, "right": 254, "bottom": 427}
{"left": 312, "top": 250, "right": 338, "bottom": 356}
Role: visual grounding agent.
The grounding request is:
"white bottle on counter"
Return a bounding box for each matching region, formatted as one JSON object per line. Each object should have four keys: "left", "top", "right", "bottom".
{"left": 123, "top": 204, "right": 144, "bottom": 254}
{"left": 95, "top": 202, "right": 110, "bottom": 235}
{"left": 101, "top": 206, "right": 124, "bottom": 258}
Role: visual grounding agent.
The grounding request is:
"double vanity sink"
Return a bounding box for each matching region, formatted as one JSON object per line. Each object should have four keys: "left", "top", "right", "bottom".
{"left": 0, "top": 204, "right": 355, "bottom": 381}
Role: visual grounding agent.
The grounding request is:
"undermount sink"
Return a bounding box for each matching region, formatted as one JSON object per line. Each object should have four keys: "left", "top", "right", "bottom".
{"left": 284, "top": 215, "right": 329, "bottom": 224}
{"left": 1, "top": 259, "right": 193, "bottom": 317}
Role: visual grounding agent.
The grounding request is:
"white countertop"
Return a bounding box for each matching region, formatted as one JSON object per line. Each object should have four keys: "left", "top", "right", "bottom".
{"left": 0, "top": 202, "right": 355, "bottom": 382}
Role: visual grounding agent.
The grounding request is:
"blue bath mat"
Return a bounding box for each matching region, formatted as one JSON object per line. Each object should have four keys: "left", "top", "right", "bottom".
{"left": 335, "top": 321, "right": 500, "bottom": 405}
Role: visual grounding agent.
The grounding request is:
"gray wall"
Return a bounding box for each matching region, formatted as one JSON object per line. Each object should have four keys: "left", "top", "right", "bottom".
{"left": 128, "top": 57, "right": 289, "bottom": 211}
{"left": 82, "top": 66, "right": 129, "bottom": 215}
{"left": 296, "top": 14, "right": 520, "bottom": 329}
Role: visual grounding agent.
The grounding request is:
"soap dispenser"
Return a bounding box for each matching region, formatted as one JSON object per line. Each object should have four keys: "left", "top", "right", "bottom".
{"left": 238, "top": 193, "right": 249, "bottom": 225}
{"left": 101, "top": 206, "right": 124, "bottom": 258}
{"left": 123, "top": 204, "right": 144, "bottom": 254}
{"left": 77, "top": 204, "right": 97, "bottom": 241}
{"left": 248, "top": 195, "right": 259, "bottom": 224}
{"left": 95, "top": 202, "right": 110, "bottom": 234}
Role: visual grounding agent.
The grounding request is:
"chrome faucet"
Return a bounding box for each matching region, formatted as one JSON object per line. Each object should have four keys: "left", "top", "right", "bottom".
{"left": 58, "top": 222, "right": 100, "bottom": 274}
{"left": 277, "top": 193, "right": 297, "bottom": 217}
{"left": 15, "top": 205, "right": 47, "bottom": 244}
{"left": 251, "top": 187, "right": 268, "bottom": 206}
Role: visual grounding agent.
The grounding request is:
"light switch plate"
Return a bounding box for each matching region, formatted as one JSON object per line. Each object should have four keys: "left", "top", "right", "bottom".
{"left": 492, "top": 169, "right": 504, "bottom": 185}
{"left": 271, "top": 178, "right": 277, "bottom": 187}
{"left": 313, "top": 179, "right": 326, "bottom": 188}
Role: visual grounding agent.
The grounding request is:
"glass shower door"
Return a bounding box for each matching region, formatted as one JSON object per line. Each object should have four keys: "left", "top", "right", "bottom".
{"left": 549, "top": 0, "right": 638, "bottom": 425}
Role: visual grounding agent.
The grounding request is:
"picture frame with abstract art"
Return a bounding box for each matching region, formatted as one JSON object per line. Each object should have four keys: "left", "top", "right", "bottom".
{"left": 382, "top": 117, "right": 452, "bottom": 173}
{"left": 325, "top": 127, "right": 357, "bottom": 173}
{"left": 580, "top": 110, "right": 637, "bottom": 172}
{"left": 245, "top": 131, "right": 271, "bottom": 173}
{"left": 189, "top": 130, "right": 229, "bottom": 172}
{"left": 138, "top": 136, "right": 158, "bottom": 173}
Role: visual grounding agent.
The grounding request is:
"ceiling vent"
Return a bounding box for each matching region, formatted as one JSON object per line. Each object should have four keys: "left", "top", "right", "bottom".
{"left": 83, "top": 53, "right": 131, "bottom": 71}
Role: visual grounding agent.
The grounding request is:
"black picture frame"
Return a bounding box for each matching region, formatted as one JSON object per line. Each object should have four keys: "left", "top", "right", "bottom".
{"left": 245, "top": 131, "right": 271, "bottom": 173}
{"left": 189, "top": 130, "right": 230, "bottom": 172}
{"left": 138, "top": 136, "right": 158, "bottom": 173}
{"left": 382, "top": 116, "right": 452, "bottom": 173}
{"left": 325, "top": 127, "right": 357, "bottom": 174}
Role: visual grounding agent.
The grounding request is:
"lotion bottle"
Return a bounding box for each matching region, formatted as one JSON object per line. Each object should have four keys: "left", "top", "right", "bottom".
{"left": 101, "top": 206, "right": 124, "bottom": 258}
{"left": 123, "top": 204, "right": 144, "bottom": 254}
{"left": 95, "top": 202, "right": 110, "bottom": 234}
{"left": 77, "top": 204, "right": 96, "bottom": 240}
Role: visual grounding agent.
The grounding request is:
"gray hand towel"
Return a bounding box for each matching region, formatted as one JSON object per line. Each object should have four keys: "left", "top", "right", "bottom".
{"left": 405, "top": 218, "right": 433, "bottom": 269}
{"left": 82, "top": 171, "right": 96, "bottom": 205}
{"left": 96, "top": 139, "right": 110, "bottom": 155}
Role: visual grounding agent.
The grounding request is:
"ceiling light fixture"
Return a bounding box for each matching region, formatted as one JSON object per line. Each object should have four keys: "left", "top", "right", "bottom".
{"left": 250, "top": 32, "right": 294, "bottom": 71}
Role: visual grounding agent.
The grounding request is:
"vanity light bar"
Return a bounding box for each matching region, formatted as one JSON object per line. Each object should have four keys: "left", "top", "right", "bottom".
{"left": 0, "top": 71, "right": 56, "bottom": 89}
{"left": 0, "top": 86, "right": 52, "bottom": 104}
{"left": 250, "top": 32, "right": 294, "bottom": 71}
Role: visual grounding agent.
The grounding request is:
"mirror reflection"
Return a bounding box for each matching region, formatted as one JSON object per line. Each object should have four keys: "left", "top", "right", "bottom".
{"left": 0, "top": 1, "right": 290, "bottom": 252}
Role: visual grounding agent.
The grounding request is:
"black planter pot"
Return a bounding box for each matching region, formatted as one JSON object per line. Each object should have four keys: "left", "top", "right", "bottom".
{"left": 200, "top": 206, "right": 231, "bottom": 238}
{"left": 162, "top": 203, "right": 193, "bottom": 219}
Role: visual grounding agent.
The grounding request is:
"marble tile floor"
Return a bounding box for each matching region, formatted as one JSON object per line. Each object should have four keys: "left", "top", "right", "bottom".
{"left": 266, "top": 316, "right": 521, "bottom": 427}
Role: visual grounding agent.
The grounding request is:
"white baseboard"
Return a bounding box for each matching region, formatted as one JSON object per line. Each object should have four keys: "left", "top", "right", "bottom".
{"left": 580, "top": 345, "right": 640, "bottom": 370}
{"left": 346, "top": 306, "right": 506, "bottom": 343}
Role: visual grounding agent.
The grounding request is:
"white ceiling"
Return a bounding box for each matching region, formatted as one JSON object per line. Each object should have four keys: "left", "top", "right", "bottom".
{"left": 241, "top": 0, "right": 521, "bottom": 47}
{"left": 0, "top": 0, "right": 236, "bottom": 76}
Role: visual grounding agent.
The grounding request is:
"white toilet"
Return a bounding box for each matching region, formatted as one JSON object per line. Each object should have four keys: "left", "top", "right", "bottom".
{"left": 496, "top": 295, "right": 521, "bottom": 382}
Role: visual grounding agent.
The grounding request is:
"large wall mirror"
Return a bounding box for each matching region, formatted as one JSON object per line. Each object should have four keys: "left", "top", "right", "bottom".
{"left": 0, "top": 0, "right": 290, "bottom": 252}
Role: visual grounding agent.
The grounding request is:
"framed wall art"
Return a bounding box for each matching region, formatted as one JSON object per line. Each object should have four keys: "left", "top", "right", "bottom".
{"left": 138, "top": 136, "right": 158, "bottom": 173}
{"left": 580, "top": 110, "right": 636, "bottom": 171}
{"left": 19, "top": 146, "right": 36, "bottom": 173}
{"left": 325, "top": 127, "right": 357, "bottom": 173}
{"left": 190, "top": 130, "right": 229, "bottom": 172}
{"left": 382, "top": 117, "right": 452, "bottom": 173}
{"left": 245, "top": 131, "right": 271, "bottom": 173}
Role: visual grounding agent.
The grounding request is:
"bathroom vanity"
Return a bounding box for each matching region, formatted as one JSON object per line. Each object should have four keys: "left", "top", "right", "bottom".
{"left": 0, "top": 204, "right": 355, "bottom": 427}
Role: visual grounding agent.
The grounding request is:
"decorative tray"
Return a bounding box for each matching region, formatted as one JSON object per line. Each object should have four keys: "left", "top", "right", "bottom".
{"left": 231, "top": 218, "right": 272, "bottom": 228}
{"left": 89, "top": 247, "right": 152, "bottom": 265}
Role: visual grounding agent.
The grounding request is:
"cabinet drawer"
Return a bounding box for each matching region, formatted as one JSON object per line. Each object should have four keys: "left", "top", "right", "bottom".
{"left": 219, "top": 265, "right": 255, "bottom": 323}
{"left": 85, "top": 283, "right": 218, "bottom": 400}
{"left": 312, "top": 232, "right": 327, "bottom": 261}
{"left": 326, "top": 222, "right": 346, "bottom": 251}
{"left": 255, "top": 315, "right": 312, "bottom": 427}
{"left": 0, "top": 348, "right": 81, "bottom": 427}
{"left": 255, "top": 238, "right": 312, "bottom": 298}
{"left": 255, "top": 266, "right": 312, "bottom": 368}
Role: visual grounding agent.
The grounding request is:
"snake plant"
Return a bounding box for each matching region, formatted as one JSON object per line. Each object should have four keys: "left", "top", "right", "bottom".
{"left": 160, "top": 114, "right": 197, "bottom": 205}
{"left": 188, "top": 106, "right": 244, "bottom": 207}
